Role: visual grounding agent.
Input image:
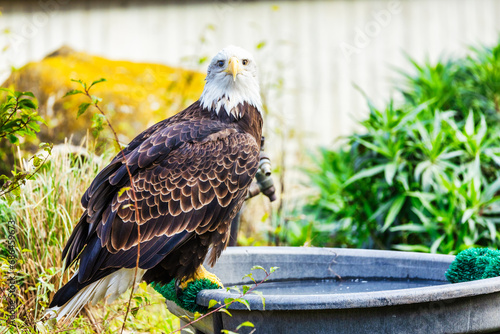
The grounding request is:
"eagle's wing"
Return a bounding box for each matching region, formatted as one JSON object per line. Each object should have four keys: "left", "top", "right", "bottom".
{"left": 61, "top": 117, "right": 172, "bottom": 267}
{"left": 63, "top": 119, "right": 260, "bottom": 285}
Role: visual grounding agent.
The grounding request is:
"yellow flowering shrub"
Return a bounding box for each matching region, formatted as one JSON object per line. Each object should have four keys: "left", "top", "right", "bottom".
{"left": 2, "top": 46, "right": 205, "bottom": 145}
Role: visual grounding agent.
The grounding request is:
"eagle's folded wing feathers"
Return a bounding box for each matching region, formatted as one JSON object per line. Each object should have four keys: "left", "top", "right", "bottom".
{"left": 64, "top": 122, "right": 259, "bottom": 286}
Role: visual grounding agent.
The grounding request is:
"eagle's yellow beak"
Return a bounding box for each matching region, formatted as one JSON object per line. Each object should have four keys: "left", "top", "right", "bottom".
{"left": 226, "top": 57, "right": 242, "bottom": 81}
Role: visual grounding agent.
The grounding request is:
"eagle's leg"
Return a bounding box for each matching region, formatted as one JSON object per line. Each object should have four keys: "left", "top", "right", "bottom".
{"left": 178, "top": 265, "right": 223, "bottom": 291}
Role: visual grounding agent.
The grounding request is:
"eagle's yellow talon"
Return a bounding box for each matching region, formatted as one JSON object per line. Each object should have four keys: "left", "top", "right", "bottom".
{"left": 179, "top": 265, "right": 223, "bottom": 290}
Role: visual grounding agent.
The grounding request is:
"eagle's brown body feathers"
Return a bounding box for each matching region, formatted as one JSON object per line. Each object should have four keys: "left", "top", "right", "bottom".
{"left": 50, "top": 101, "right": 262, "bottom": 308}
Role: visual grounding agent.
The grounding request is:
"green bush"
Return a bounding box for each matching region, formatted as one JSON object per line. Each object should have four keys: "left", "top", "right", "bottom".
{"left": 299, "top": 41, "right": 500, "bottom": 254}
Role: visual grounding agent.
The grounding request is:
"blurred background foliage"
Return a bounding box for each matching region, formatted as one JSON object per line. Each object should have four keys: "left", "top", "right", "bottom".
{"left": 295, "top": 40, "right": 500, "bottom": 254}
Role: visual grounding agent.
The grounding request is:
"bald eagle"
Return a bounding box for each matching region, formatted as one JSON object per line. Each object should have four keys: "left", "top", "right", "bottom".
{"left": 46, "top": 46, "right": 263, "bottom": 323}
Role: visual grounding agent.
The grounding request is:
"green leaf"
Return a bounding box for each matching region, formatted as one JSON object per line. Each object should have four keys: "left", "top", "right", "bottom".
{"left": 465, "top": 110, "right": 474, "bottom": 136}
{"left": 392, "top": 100, "right": 431, "bottom": 131}
{"left": 234, "top": 298, "right": 251, "bottom": 311}
{"left": 179, "top": 315, "right": 190, "bottom": 322}
{"left": 269, "top": 266, "right": 279, "bottom": 274}
{"left": 64, "top": 89, "right": 83, "bottom": 97}
{"left": 430, "top": 234, "right": 445, "bottom": 253}
{"left": 20, "top": 91, "right": 35, "bottom": 98}
{"left": 208, "top": 299, "right": 219, "bottom": 309}
{"left": 77, "top": 102, "right": 91, "bottom": 118}
{"left": 485, "top": 218, "right": 497, "bottom": 241}
{"left": 0, "top": 87, "right": 13, "bottom": 94}
{"left": 393, "top": 244, "right": 430, "bottom": 252}
{"left": 71, "top": 78, "right": 86, "bottom": 90}
{"left": 242, "top": 285, "right": 250, "bottom": 294}
{"left": 390, "top": 223, "right": 427, "bottom": 233}
{"left": 32, "top": 156, "right": 43, "bottom": 167}
{"left": 28, "top": 122, "right": 40, "bottom": 132}
{"left": 89, "top": 78, "right": 107, "bottom": 89}
{"left": 198, "top": 56, "right": 208, "bottom": 65}
{"left": 461, "top": 208, "right": 475, "bottom": 224}
{"left": 384, "top": 162, "right": 397, "bottom": 185}
{"left": 252, "top": 290, "right": 265, "bottom": 310}
{"left": 236, "top": 321, "right": 255, "bottom": 330}
{"left": 7, "top": 134, "right": 18, "bottom": 144}
{"left": 218, "top": 308, "right": 232, "bottom": 317}
{"left": 19, "top": 98, "right": 37, "bottom": 110}
{"left": 476, "top": 114, "right": 487, "bottom": 145}
{"left": 103, "top": 310, "right": 110, "bottom": 321}
{"left": 368, "top": 199, "right": 394, "bottom": 222}
{"left": 91, "top": 112, "right": 106, "bottom": 137}
{"left": 39, "top": 142, "right": 53, "bottom": 154}
{"left": 355, "top": 137, "right": 391, "bottom": 157}
{"left": 483, "top": 178, "right": 500, "bottom": 201}
{"left": 381, "top": 196, "right": 405, "bottom": 232}
{"left": 344, "top": 165, "right": 386, "bottom": 187}
{"left": 251, "top": 265, "right": 266, "bottom": 272}
{"left": 406, "top": 191, "right": 437, "bottom": 203}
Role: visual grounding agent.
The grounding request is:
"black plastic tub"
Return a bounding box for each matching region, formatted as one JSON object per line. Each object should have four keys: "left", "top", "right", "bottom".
{"left": 166, "top": 247, "right": 500, "bottom": 334}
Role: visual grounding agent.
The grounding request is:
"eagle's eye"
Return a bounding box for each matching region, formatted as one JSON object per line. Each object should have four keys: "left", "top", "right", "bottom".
{"left": 242, "top": 59, "right": 249, "bottom": 66}
{"left": 217, "top": 60, "right": 225, "bottom": 67}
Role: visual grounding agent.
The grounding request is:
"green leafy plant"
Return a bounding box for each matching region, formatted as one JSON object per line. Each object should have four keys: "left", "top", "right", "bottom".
{"left": 0, "top": 88, "right": 52, "bottom": 196}
{"left": 301, "top": 40, "right": 500, "bottom": 254}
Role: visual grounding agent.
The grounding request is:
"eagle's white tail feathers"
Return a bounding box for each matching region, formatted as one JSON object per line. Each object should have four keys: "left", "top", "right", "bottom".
{"left": 44, "top": 268, "right": 146, "bottom": 325}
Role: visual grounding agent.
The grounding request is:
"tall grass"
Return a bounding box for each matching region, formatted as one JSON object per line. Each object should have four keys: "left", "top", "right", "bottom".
{"left": 0, "top": 140, "right": 178, "bottom": 333}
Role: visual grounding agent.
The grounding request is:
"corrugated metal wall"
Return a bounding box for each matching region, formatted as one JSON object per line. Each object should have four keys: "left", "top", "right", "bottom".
{"left": 1, "top": 0, "right": 499, "bottom": 149}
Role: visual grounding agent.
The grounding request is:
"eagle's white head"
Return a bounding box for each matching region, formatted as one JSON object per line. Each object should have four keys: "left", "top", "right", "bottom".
{"left": 200, "top": 45, "right": 263, "bottom": 118}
